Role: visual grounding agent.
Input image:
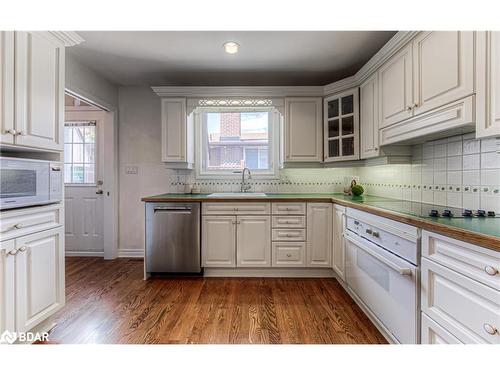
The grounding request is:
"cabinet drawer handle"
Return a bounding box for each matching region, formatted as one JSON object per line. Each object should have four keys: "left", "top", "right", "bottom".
{"left": 483, "top": 323, "right": 498, "bottom": 335}
{"left": 372, "top": 231, "right": 380, "bottom": 238}
{"left": 484, "top": 266, "right": 498, "bottom": 276}
{"left": 13, "top": 223, "right": 23, "bottom": 230}
{"left": 365, "top": 228, "right": 372, "bottom": 234}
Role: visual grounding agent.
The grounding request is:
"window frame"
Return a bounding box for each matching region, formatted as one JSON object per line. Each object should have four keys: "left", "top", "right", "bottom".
{"left": 195, "top": 106, "right": 281, "bottom": 179}
{"left": 63, "top": 121, "right": 98, "bottom": 186}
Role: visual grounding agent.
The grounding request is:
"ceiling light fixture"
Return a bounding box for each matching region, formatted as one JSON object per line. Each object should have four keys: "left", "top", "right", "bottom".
{"left": 223, "top": 41, "right": 239, "bottom": 54}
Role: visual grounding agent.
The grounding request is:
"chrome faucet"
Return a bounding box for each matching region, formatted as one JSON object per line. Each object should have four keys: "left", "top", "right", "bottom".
{"left": 241, "top": 168, "right": 252, "bottom": 192}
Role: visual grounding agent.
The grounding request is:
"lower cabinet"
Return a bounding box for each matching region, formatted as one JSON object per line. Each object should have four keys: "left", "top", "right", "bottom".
{"left": 306, "top": 203, "right": 333, "bottom": 267}
{"left": 421, "top": 313, "right": 463, "bottom": 344}
{"left": 236, "top": 216, "right": 271, "bottom": 267}
{"left": 0, "top": 226, "right": 64, "bottom": 334}
{"left": 332, "top": 204, "right": 346, "bottom": 280}
{"left": 272, "top": 242, "right": 306, "bottom": 267}
{"left": 201, "top": 216, "right": 236, "bottom": 267}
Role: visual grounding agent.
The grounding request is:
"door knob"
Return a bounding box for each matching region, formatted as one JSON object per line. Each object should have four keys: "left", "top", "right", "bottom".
{"left": 96, "top": 189, "right": 104, "bottom": 195}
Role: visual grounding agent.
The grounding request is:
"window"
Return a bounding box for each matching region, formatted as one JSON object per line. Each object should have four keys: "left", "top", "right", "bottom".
{"left": 64, "top": 122, "right": 96, "bottom": 184}
{"left": 197, "top": 108, "right": 278, "bottom": 176}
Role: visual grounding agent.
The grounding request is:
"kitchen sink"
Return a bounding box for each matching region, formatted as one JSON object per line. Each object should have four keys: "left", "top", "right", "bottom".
{"left": 207, "top": 192, "right": 267, "bottom": 198}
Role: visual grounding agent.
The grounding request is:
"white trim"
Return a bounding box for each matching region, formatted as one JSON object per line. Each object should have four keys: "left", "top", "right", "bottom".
{"left": 65, "top": 250, "right": 104, "bottom": 257}
{"left": 48, "top": 31, "right": 85, "bottom": 47}
{"left": 118, "top": 248, "right": 145, "bottom": 258}
{"left": 153, "top": 86, "right": 324, "bottom": 97}
{"left": 203, "top": 267, "right": 336, "bottom": 278}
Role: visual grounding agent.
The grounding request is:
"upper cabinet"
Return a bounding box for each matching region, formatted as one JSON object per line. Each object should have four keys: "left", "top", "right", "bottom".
{"left": 476, "top": 31, "right": 500, "bottom": 140}
{"left": 1, "top": 31, "right": 64, "bottom": 151}
{"left": 161, "top": 98, "right": 194, "bottom": 169}
{"left": 360, "top": 73, "right": 379, "bottom": 159}
{"left": 324, "top": 88, "right": 359, "bottom": 162}
{"left": 284, "top": 97, "right": 323, "bottom": 162}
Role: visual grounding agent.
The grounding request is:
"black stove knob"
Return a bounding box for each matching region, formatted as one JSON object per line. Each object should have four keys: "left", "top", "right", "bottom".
{"left": 463, "top": 209, "right": 473, "bottom": 217}
{"left": 487, "top": 211, "right": 496, "bottom": 217}
{"left": 442, "top": 209, "right": 453, "bottom": 217}
{"left": 477, "top": 210, "right": 486, "bottom": 217}
{"left": 429, "top": 209, "right": 439, "bottom": 217}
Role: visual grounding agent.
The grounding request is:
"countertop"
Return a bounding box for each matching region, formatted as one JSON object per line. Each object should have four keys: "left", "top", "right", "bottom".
{"left": 142, "top": 193, "right": 500, "bottom": 251}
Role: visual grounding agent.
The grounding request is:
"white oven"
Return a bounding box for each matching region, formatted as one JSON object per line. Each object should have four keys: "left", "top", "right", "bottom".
{"left": 0, "top": 157, "right": 62, "bottom": 210}
{"left": 344, "top": 208, "right": 420, "bottom": 344}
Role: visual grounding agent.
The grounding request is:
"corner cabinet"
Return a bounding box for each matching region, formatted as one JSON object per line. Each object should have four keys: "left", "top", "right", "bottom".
{"left": 306, "top": 203, "right": 333, "bottom": 267}
{"left": 284, "top": 97, "right": 323, "bottom": 162}
{"left": 161, "top": 97, "right": 194, "bottom": 169}
{"left": 476, "top": 31, "right": 500, "bottom": 140}
{"left": 323, "top": 89, "right": 359, "bottom": 162}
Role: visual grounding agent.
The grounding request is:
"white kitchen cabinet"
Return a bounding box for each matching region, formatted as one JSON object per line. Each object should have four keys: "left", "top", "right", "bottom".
{"left": 476, "top": 31, "right": 500, "bottom": 139}
{"left": 236, "top": 216, "right": 271, "bottom": 267}
{"left": 15, "top": 226, "right": 65, "bottom": 332}
{"left": 412, "top": 31, "right": 474, "bottom": 116}
{"left": 14, "top": 31, "right": 65, "bottom": 151}
{"left": 332, "top": 204, "right": 345, "bottom": 281}
{"left": 284, "top": 97, "right": 323, "bottom": 162}
{"left": 161, "top": 97, "right": 193, "bottom": 168}
{"left": 0, "top": 31, "right": 15, "bottom": 145}
{"left": 360, "top": 73, "right": 379, "bottom": 159}
{"left": 421, "top": 313, "right": 463, "bottom": 344}
{"left": 324, "top": 89, "right": 359, "bottom": 162}
{"left": 306, "top": 203, "right": 333, "bottom": 267}
{"left": 272, "top": 242, "right": 306, "bottom": 267}
{"left": 0, "top": 240, "right": 16, "bottom": 333}
{"left": 201, "top": 215, "right": 236, "bottom": 267}
{"left": 378, "top": 43, "right": 414, "bottom": 129}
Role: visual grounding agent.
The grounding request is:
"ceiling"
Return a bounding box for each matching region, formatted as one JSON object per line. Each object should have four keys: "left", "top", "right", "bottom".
{"left": 69, "top": 31, "right": 397, "bottom": 86}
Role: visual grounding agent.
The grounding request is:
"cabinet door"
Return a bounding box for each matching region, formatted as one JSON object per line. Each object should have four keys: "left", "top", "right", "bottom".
{"left": 284, "top": 97, "right": 323, "bottom": 162}
{"left": 161, "top": 98, "right": 188, "bottom": 162}
{"left": 324, "top": 89, "right": 359, "bottom": 162}
{"left": 332, "top": 204, "right": 345, "bottom": 280}
{"left": 306, "top": 203, "right": 333, "bottom": 267}
{"left": 15, "top": 32, "right": 65, "bottom": 151}
{"left": 379, "top": 43, "right": 413, "bottom": 128}
{"left": 201, "top": 216, "right": 236, "bottom": 267}
{"left": 421, "top": 313, "right": 463, "bottom": 344}
{"left": 0, "top": 31, "right": 15, "bottom": 145}
{"left": 476, "top": 31, "right": 500, "bottom": 139}
{"left": 236, "top": 216, "right": 271, "bottom": 267}
{"left": 1, "top": 240, "right": 16, "bottom": 333}
{"left": 360, "top": 73, "right": 379, "bottom": 159}
{"left": 15, "top": 226, "right": 65, "bottom": 332}
{"left": 413, "top": 31, "right": 474, "bottom": 116}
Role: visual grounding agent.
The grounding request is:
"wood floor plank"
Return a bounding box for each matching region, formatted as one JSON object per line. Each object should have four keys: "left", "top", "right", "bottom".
{"left": 48, "top": 258, "right": 387, "bottom": 344}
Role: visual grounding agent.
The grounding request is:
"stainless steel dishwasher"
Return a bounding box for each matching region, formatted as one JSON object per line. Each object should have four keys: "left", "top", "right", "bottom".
{"left": 145, "top": 202, "right": 201, "bottom": 276}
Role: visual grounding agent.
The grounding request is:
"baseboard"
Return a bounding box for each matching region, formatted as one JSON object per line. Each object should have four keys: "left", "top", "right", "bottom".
{"left": 65, "top": 250, "right": 104, "bottom": 257}
{"left": 203, "top": 267, "right": 336, "bottom": 278}
{"left": 118, "top": 248, "right": 144, "bottom": 258}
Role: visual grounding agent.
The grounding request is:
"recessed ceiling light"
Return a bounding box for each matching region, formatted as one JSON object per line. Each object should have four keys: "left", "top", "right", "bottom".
{"left": 223, "top": 41, "right": 239, "bottom": 54}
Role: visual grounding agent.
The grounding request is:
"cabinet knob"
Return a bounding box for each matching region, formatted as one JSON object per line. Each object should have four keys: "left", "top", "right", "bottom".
{"left": 286, "top": 253, "right": 292, "bottom": 258}
{"left": 365, "top": 228, "right": 372, "bottom": 234}
{"left": 413, "top": 103, "right": 419, "bottom": 109}
{"left": 17, "top": 246, "right": 28, "bottom": 253}
{"left": 8, "top": 248, "right": 18, "bottom": 256}
{"left": 407, "top": 106, "right": 413, "bottom": 112}
{"left": 17, "top": 130, "right": 25, "bottom": 136}
{"left": 484, "top": 265, "right": 498, "bottom": 276}
{"left": 483, "top": 323, "right": 498, "bottom": 335}
{"left": 372, "top": 231, "right": 380, "bottom": 238}
{"left": 13, "top": 223, "right": 23, "bottom": 230}
{"left": 6, "top": 128, "right": 17, "bottom": 135}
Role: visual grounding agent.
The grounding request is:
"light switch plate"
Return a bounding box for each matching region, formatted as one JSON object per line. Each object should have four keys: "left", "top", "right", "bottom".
{"left": 125, "top": 165, "right": 138, "bottom": 175}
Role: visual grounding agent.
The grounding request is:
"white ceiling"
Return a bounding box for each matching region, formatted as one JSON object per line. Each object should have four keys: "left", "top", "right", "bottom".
{"left": 69, "top": 31, "right": 396, "bottom": 86}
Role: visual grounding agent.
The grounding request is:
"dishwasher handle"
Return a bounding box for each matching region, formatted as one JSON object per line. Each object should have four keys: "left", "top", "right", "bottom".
{"left": 154, "top": 206, "right": 193, "bottom": 212}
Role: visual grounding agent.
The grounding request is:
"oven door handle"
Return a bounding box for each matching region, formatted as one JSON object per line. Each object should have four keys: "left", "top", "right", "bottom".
{"left": 345, "top": 233, "right": 413, "bottom": 276}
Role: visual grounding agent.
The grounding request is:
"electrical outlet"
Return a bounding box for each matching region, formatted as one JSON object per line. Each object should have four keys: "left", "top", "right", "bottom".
{"left": 125, "top": 166, "right": 138, "bottom": 175}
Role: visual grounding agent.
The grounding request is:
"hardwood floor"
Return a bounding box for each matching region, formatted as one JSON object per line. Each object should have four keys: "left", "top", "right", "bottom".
{"left": 47, "top": 257, "right": 387, "bottom": 344}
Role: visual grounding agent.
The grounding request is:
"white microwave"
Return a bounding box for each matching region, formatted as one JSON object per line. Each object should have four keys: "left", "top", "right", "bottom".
{"left": 0, "top": 156, "right": 63, "bottom": 210}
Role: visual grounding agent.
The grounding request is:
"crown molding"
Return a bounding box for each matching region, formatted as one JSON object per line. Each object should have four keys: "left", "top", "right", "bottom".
{"left": 152, "top": 86, "right": 324, "bottom": 98}
{"left": 48, "top": 31, "right": 85, "bottom": 47}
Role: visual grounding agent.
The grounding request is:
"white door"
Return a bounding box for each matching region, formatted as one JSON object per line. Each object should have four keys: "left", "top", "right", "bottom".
{"left": 15, "top": 227, "right": 65, "bottom": 332}
{"left": 360, "top": 73, "right": 379, "bottom": 159}
{"left": 0, "top": 31, "right": 15, "bottom": 145}
{"left": 332, "top": 204, "right": 346, "bottom": 280}
{"left": 1, "top": 239, "right": 16, "bottom": 333}
{"left": 64, "top": 111, "right": 105, "bottom": 255}
{"left": 413, "top": 31, "right": 474, "bottom": 116}
{"left": 236, "top": 215, "right": 271, "bottom": 267}
{"left": 307, "top": 203, "right": 333, "bottom": 267}
{"left": 15, "top": 31, "right": 64, "bottom": 151}
{"left": 202, "top": 215, "right": 236, "bottom": 267}
{"left": 378, "top": 43, "right": 414, "bottom": 128}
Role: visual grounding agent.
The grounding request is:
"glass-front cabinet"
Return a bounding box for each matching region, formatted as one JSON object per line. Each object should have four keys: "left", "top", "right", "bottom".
{"left": 323, "top": 88, "right": 360, "bottom": 162}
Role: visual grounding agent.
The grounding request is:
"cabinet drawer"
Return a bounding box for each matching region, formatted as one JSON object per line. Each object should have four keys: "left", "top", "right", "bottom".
{"left": 202, "top": 202, "right": 270, "bottom": 215}
{"left": 421, "top": 313, "right": 463, "bottom": 344}
{"left": 272, "top": 242, "right": 306, "bottom": 267}
{"left": 272, "top": 228, "right": 306, "bottom": 242}
{"left": 272, "top": 215, "right": 306, "bottom": 228}
{"left": 272, "top": 203, "right": 306, "bottom": 215}
{"left": 422, "top": 230, "right": 500, "bottom": 291}
{"left": 0, "top": 204, "right": 62, "bottom": 240}
{"left": 422, "top": 258, "right": 500, "bottom": 344}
